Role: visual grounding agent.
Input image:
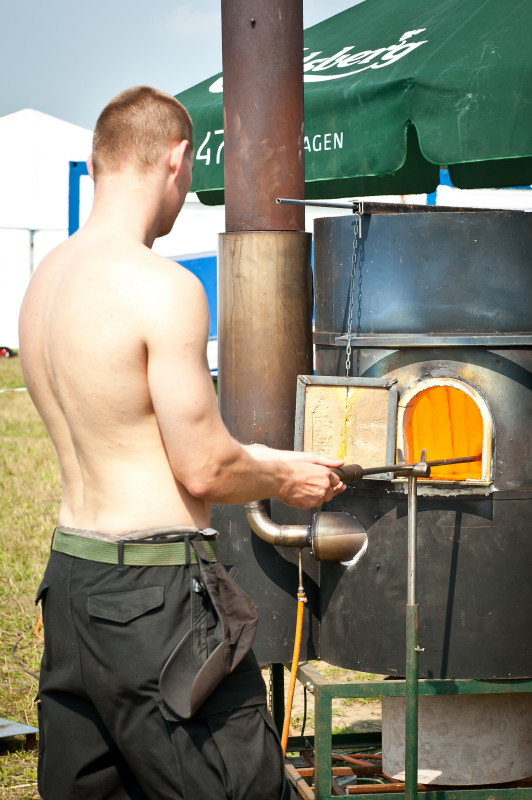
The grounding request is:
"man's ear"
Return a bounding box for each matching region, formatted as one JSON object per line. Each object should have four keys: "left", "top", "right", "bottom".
{"left": 169, "top": 139, "right": 191, "bottom": 177}
{"left": 87, "top": 154, "right": 95, "bottom": 181}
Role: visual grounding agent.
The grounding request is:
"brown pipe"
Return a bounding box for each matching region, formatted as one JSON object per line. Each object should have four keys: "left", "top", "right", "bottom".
{"left": 218, "top": 231, "right": 312, "bottom": 448}
{"left": 221, "top": 0, "right": 305, "bottom": 232}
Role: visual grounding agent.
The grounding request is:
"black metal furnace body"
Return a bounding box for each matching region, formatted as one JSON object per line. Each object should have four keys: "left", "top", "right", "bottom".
{"left": 214, "top": 206, "right": 532, "bottom": 680}
{"left": 315, "top": 207, "right": 532, "bottom": 680}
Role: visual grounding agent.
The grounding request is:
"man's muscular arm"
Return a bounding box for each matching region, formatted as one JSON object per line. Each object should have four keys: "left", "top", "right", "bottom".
{"left": 144, "top": 262, "right": 345, "bottom": 509}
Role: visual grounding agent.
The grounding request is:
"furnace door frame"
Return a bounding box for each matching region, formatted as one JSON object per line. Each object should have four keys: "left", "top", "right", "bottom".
{"left": 396, "top": 376, "right": 493, "bottom": 484}
{"left": 294, "top": 375, "right": 398, "bottom": 478}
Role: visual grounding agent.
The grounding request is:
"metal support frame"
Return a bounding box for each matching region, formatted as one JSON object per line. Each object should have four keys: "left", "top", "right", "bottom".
{"left": 285, "top": 664, "right": 532, "bottom": 800}
{"left": 405, "top": 475, "right": 420, "bottom": 800}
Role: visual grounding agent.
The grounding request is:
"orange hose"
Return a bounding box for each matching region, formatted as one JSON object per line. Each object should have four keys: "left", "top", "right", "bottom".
{"left": 34, "top": 615, "right": 43, "bottom": 640}
{"left": 281, "top": 590, "right": 307, "bottom": 755}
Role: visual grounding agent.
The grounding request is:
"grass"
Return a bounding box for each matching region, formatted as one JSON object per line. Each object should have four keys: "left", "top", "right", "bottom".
{"left": 280, "top": 662, "right": 382, "bottom": 741}
{"left": 0, "top": 358, "right": 382, "bottom": 797}
{"left": 1, "top": 357, "right": 60, "bottom": 799}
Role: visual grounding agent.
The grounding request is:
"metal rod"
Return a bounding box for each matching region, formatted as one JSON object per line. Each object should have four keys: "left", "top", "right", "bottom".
{"left": 367, "top": 454, "right": 479, "bottom": 474}
{"left": 423, "top": 455, "right": 480, "bottom": 467}
{"left": 334, "top": 454, "right": 479, "bottom": 483}
{"left": 277, "top": 197, "right": 358, "bottom": 209}
{"left": 405, "top": 475, "right": 419, "bottom": 800}
{"left": 363, "top": 464, "right": 423, "bottom": 476}
{"left": 407, "top": 475, "right": 417, "bottom": 608}
{"left": 333, "top": 462, "right": 429, "bottom": 482}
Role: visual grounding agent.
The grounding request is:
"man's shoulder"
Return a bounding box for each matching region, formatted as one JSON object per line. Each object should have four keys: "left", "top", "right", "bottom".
{"left": 123, "top": 249, "right": 208, "bottom": 335}
{"left": 138, "top": 250, "right": 205, "bottom": 299}
{"left": 77, "top": 230, "right": 204, "bottom": 299}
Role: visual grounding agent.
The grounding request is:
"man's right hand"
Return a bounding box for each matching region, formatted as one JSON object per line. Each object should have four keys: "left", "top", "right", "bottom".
{"left": 280, "top": 460, "right": 346, "bottom": 508}
{"left": 245, "top": 446, "right": 346, "bottom": 509}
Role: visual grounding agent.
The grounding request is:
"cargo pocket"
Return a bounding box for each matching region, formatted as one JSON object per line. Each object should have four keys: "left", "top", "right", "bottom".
{"left": 154, "top": 702, "right": 285, "bottom": 800}
{"left": 207, "top": 705, "right": 285, "bottom": 800}
{"left": 87, "top": 585, "right": 164, "bottom": 624}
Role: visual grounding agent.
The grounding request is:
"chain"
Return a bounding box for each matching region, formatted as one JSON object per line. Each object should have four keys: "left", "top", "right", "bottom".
{"left": 355, "top": 216, "right": 364, "bottom": 376}
{"left": 345, "top": 212, "right": 361, "bottom": 376}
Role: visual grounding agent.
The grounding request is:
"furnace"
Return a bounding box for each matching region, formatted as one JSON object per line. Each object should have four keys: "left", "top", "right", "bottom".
{"left": 215, "top": 204, "right": 532, "bottom": 678}
{"left": 212, "top": 203, "right": 532, "bottom": 792}
{"left": 309, "top": 204, "right": 532, "bottom": 787}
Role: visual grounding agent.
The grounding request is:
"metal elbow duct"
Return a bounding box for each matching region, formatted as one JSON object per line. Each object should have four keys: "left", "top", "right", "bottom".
{"left": 245, "top": 500, "right": 310, "bottom": 548}
{"left": 245, "top": 500, "right": 368, "bottom": 565}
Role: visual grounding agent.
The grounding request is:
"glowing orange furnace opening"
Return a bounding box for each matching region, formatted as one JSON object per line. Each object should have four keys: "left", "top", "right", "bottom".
{"left": 403, "top": 385, "right": 483, "bottom": 480}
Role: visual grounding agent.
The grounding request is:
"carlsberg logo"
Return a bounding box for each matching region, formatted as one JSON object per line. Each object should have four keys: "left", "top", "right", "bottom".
{"left": 303, "top": 29, "right": 427, "bottom": 80}
{"left": 209, "top": 29, "right": 427, "bottom": 93}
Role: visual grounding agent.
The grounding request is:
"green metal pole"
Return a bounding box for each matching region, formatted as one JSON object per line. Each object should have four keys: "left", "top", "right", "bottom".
{"left": 405, "top": 475, "right": 420, "bottom": 800}
{"left": 405, "top": 604, "right": 419, "bottom": 800}
{"left": 314, "top": 685, "right": 333, "bottom": 800}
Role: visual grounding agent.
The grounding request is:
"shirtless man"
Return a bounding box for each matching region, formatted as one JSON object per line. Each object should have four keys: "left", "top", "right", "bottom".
{"left": 19, "top": 86, "right": 345, "bottom": 800}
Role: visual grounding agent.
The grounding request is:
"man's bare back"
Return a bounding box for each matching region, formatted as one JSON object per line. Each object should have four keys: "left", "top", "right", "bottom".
{"left": 20, "top": 227, "right": 216, "bottom": 532}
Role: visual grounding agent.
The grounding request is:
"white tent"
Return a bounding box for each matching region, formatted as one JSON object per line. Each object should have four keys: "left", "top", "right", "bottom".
{"left": 0, "top": 109, "right": 92, "bottom": 347}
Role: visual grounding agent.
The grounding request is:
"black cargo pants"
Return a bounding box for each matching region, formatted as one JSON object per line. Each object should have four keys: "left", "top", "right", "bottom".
{"left": 36, "top": 548, "right": 294, "bottom": 799}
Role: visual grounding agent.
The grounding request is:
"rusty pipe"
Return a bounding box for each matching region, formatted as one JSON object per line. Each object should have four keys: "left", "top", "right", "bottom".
{"left": 221, "top": 0, "right": 305, "bottom": 231}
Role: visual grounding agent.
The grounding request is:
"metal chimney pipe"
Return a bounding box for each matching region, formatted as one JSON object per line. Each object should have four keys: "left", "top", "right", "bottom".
{"left": 219, "top": 0, "right": 312, "bottom": 448}
{"left": 221, "top": 0, "right": 305, "bottom": 232}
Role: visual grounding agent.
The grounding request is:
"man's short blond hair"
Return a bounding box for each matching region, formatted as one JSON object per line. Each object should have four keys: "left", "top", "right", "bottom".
{"left": 91, "top": 86, "right": 193, "bottom": 179}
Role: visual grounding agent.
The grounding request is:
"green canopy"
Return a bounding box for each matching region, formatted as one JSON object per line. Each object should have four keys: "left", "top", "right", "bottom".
{"left": 176, "top": 0, "right": 532, "bottom": 204}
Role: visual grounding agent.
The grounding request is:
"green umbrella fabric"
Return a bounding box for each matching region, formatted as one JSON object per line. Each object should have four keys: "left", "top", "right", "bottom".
{"left": 176, "top": 0, "right": 532, "bottom": 204}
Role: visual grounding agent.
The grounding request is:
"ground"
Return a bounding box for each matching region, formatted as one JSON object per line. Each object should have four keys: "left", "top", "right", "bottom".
{"left": 281, "top": 663, "right": 382, "bottom": 738}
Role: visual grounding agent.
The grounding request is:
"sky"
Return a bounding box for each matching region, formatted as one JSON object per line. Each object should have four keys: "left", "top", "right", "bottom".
{"left": 1, "top": 1, "right": 358, "bottom": 132}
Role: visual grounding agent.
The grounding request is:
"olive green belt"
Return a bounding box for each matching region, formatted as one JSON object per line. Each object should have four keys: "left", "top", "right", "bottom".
{"left": 52, "top": 529, "right": 217, "bottom": 566}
